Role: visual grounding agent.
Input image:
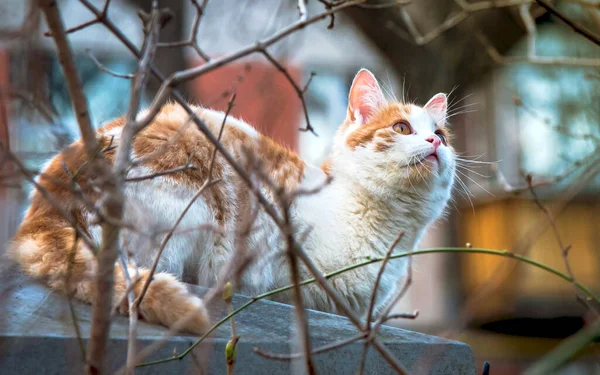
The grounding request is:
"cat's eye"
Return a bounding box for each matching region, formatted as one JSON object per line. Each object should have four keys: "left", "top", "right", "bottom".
{"left": 392, "top": 121, "right": 412, "bottom": 135}
{"left": 435, "top": 130, "right": 448, "bottom": 146}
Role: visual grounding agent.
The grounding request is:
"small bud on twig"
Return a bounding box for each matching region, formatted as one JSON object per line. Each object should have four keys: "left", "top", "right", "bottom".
{"left": 225, "top": 337, "right": 239, "bottom": 365}
{"left": 223, "top": 281, "right": 233, "bottom": 303}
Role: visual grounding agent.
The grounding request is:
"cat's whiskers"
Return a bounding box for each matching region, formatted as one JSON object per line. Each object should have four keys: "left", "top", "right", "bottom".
{"left": 445, "top": 109, "right": 479, "bottom": 120}
{"left": 446, "top": 101, "right": 479, "bottom": 115}
{"left": 404, "top": 158, "right": 422, "bottom": 198}
{"left": 446, "top": 92, "right": 475, "bottom": 112}
{"left": 382, "top": 75, "right": 399, "bottom": 104}
{"left": 413, "top": 158, "right": 431, "bottom": 189}
{"left": 455, "top": 168, "right": 495, "bottom": 197}
{"left": 447, "top": 194, "right": 461, "bottom": 213}
{"left": 455, "top": 163, "right": 491, "bottom": 178}
{"left": 453, "top": 174, "right": 476, "bottom": 214}
{"left": 455, "top": 156, "right": 499, "bottom": 165}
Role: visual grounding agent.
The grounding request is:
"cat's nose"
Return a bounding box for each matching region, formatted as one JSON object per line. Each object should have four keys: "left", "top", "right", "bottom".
{"left": 426, "top": 136, "right": 441, "bottom": 149}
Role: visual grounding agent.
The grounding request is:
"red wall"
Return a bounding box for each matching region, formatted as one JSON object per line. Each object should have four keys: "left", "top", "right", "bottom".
{"left": 187, "top": 57, "right": 302, "bottom": 151}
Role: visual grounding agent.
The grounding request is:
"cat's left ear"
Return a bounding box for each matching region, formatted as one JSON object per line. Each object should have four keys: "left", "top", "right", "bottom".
{"left": 348, "top": 69, "right": 386, "bottom": 125}
{"left": 424, "top": 93, "right": 447, "bottom": 126}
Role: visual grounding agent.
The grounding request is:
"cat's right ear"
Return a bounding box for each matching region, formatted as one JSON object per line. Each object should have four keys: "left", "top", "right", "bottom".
{"left": 348, "top": 69, "right": 385, "bottom": 125}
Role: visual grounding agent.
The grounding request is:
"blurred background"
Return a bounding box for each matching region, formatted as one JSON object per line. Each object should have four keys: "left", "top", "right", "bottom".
{"left": 1, "top": 0, "right": 599, "bottom": 374}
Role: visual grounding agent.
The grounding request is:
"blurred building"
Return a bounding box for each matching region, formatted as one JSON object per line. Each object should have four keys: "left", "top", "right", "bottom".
{"left": 1, "top": 1, "right": 599, "bottom": 374}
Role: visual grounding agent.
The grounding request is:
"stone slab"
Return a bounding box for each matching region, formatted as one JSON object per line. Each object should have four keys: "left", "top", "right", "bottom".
{"left": 0, "top": 265, "right": 476, "bottom": 374}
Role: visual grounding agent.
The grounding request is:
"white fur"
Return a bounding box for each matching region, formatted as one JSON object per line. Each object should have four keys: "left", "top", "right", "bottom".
{"left": 200, "top": 108, "right": 260, "bottom": 139}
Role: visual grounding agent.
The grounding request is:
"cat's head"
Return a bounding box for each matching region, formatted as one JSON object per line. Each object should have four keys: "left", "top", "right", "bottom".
{"left": 328, "top": 69, "right": 456, "bottom": 204}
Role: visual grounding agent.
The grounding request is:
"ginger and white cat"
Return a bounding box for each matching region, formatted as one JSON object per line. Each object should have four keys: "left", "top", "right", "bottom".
{"left": 8, "top": 69, "right": 455, "bottom": 334}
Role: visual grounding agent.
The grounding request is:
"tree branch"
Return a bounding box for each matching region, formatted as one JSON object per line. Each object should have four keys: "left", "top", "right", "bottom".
{"left": 534, "top": 0, "right": 600, "bottom": 46}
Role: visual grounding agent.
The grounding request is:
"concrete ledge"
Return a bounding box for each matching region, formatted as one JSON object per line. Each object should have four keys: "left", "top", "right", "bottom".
{"left": 0, "top": 267, "right": 476, "bottom": 374}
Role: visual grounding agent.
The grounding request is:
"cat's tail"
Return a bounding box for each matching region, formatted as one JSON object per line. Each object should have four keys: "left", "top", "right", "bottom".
{"left": 8, "top": 216, "right": 210, "bottom": 334}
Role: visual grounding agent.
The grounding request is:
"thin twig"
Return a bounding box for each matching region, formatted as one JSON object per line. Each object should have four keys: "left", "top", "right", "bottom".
{"left": 282, "top": 205, "right": 315, "bottom": 373}
{"left": 379, "top": 311, "right": 420, "bottom": 323}
{"left": 365, "top": 232, "right": 405, "bottom": 326}
{"left": 254, "top": 333, "right": 367, "bottom": 360}
{"left": 525, "top": 175, "right": 597, "bottom": 314}
{"left": 156, "top": 0, "right": 210, "bottom": 61}
{"left": 370, "top": 252, "right": 414, "bottom": 337}
{"left": 44, "top": 0, "right": 111, "bottom": 37}
{"left": 86, "top": 49, "right": 134, "bottom": 79}
{"left": 475, "top": 31, "right": 600, "bottom": 67}
{"left": 358, "top": 0, "right": 412, "bottom": 8}
{"left": 65, "top": 231, "right": 86, "bottom": 363}
{"left": 392, "top": 0, "right": 600, "bottom": 47}
{"left": 261, "top": 50, "right": 316, "bottom": 135}
{"left": 125, "top": 163, "right": 196, "bottom": 182}
{"left": 534, "top": 0, "right": 600, "bottom": 46}
{"left": 223, "top": 282, "right": 239, "bottom": 375}
{"left": 359, "top": 231, "right": 405, "bottom": 374}
{"left": 121, "top": 252, "right": 138, "bottom": 375}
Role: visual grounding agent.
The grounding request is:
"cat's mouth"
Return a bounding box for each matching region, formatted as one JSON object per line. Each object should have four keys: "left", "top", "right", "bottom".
{"left": 415, "top": 150, "right": 438, "bottom": 166}
{"left": 424, "top": 152, "right": 438, "bottom": 163}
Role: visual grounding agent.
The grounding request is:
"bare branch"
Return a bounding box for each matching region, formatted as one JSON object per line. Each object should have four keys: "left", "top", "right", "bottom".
{"left": 370, "top": 250, "right": 414, "bottom": 335}
{"left": 254, "top": 333, "right": 366, "bottom": 360}
{"left": 39, "top": 1, "right": 100, "bottom": 157}
{"left": 379, "top": 310, "right": 420, "bottom": 323}
{"left": 121, "top": 253, "right": 138, "bottom": 375}
{"left": 44, "top": 0, "right": 111, "bottom": 37}
{"left": 534, "top": 0, "right": 600, "bottom": 46}
{"left": 525, "top": 175, "right": 599, "bottom": 314}
{"left": 261, "top": 50, "right": 316, "bottom": 135}
{"left": 475, "top": 31, "right": 600, "bottom": 67}
{"left": 392, "top": 0, "right": 600, "bottom": 48}
{"left": 156, "top": 0, "right": 210, "bottom": 62}
{"left": 86, "top": 49, "right": 134, "bottom": 79}
{"left": 365, "top": 232, "right": 405, "bottom": 326}
{"left": 281, "top": 203, "right": 315, "bottom": 373}
{"left": 124, "top": 163, "right": 197, "bottom": 182}
{"left": 358, "top": 0, "right": 412, "bottom": 8}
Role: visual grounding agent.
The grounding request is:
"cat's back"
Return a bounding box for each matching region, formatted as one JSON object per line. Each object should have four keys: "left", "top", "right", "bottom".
{"left": 98, "top": 103, "right": 262, "bottom": 176}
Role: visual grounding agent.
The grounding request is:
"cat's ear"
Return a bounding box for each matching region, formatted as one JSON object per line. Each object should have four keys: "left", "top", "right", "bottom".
{"left": 348, "top": 69, "right": 386, "bottom": 125}
{"left": 424, "top": 93, "right": 447, "bottom": 126}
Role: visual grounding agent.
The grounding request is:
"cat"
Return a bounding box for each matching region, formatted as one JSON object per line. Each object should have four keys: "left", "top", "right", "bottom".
{"left": 8, "top": 68, "right": 455, "bottom": 334}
